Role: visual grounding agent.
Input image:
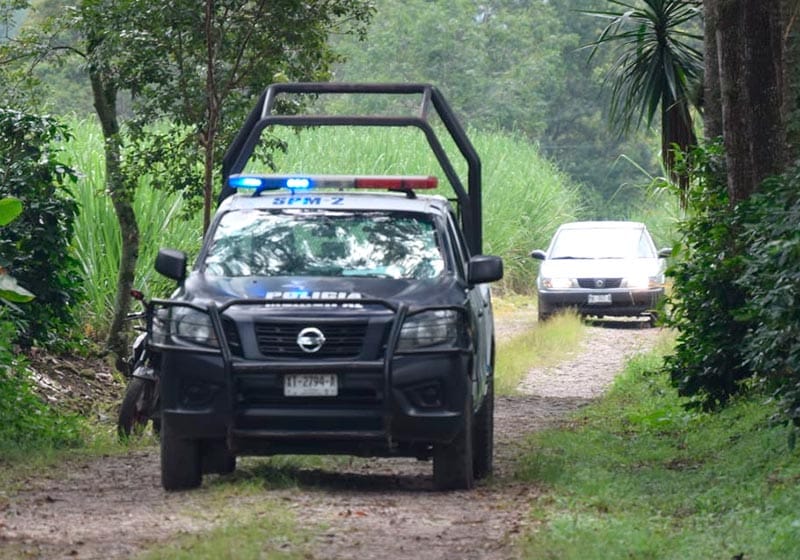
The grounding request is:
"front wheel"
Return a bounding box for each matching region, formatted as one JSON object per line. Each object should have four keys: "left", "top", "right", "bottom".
{"left": 117, "top": 377, "right": 156, "bottom": 440}
{"left": 537, "top": 296, "right": 552, "bottom": 323}
{"left": 161, "top": 418, "right": 202, "bottom": 491}
{"left": 433, "top": 391, "right": 474, "bottom": 491}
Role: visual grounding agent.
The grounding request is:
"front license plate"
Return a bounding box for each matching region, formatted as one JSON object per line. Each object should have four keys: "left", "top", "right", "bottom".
{"left": 587, "top": 293, "right": 612, "bottom": 305}
{"left": 284, "top": 374, "right": 338, "bottom": 397}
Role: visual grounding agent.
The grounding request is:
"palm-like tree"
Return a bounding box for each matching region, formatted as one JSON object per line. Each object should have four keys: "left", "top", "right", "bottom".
{"left": 585, "top": 0, "right": 703, "bottom": 196}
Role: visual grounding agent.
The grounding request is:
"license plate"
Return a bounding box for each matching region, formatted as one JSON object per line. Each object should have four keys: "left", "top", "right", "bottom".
{"left": 587, "top": 293, "right": 612, "bottom": 305}
{"left": 284, "top": 374, "right": 338, "bottom": 397}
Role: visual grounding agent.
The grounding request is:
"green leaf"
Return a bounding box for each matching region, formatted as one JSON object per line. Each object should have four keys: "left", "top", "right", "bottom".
{"left": 0, "top": 274, "right": 35, "bottom": 303}
{"left": 0, "top": 197, "right": 23, "bottom": 226}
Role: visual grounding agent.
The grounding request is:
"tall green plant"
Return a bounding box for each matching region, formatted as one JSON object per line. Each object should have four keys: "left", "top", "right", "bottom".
{"left": 584, "top": 0, "right": 703, "bottom": 195}
{"left": 62, "top": 119, "right": 202, "bottom": 336}
{"left": 0, "top": 109, "right": 82, "bottom": 348}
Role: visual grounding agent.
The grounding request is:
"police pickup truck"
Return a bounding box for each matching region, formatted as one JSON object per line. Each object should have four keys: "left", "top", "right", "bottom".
{"left": 150, "top": 83, "right": 503, "bottom": 491}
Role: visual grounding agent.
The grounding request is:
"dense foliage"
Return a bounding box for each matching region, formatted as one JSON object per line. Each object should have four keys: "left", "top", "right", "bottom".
{"left": 663, "top": 146, "right": 752, "bottom": 408}
{"left": 666, "top": 147, "right": 800, "bottom": 430}
{"left": 0, "top": 109, "right": 82, "bottom": 347}
{"left": 0, "top": 316, "right": 82, "bottom": 450}
{"left": 738, "top": 164, "right": 800, "bottom": 428}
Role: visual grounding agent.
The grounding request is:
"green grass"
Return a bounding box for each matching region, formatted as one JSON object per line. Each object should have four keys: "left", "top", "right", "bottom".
{"left": 59, "top": 118, "right": 204, "bottom": 336}
{"left": 515, "top": 341, "right": 800, "bottom": 559}
{"left": 494, "top": 302, "right": 584, "bottom": 396}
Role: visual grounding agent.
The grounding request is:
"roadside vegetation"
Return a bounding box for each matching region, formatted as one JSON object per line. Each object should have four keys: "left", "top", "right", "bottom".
{"left": 516, "top": 337, "right": 800, "bottom": 559}
{"left": 493, "top": 302, "right": 584, "bottom": 396}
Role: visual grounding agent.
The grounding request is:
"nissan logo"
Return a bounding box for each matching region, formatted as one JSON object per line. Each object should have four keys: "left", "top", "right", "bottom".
{"left": 594, "top": 279, "right": 605, "bottom": 289}
{"left": 297, "top": 327, "right": 326, "bottom": 353}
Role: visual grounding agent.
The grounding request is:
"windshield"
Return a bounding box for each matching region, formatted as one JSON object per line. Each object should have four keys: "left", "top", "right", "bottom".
{"left": 549, "top": 226, "right": 656, "bottom": 260}
{"left": 203, "top": 209, "right": 445, "bottom": 279}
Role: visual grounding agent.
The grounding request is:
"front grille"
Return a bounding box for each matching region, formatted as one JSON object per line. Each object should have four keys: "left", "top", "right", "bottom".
{"left": 254, "top": 322, "right": 368, "bottom": 358}
{"left": 577, "top": 278, "right": 622, "bottom": 289}
{"left": 223, "top": 319, "right": 243, "bottom": 356}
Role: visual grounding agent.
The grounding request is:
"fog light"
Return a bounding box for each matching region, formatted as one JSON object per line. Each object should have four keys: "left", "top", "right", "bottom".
{"left": 407, "top": 382, "right": 443, "bottom": 409}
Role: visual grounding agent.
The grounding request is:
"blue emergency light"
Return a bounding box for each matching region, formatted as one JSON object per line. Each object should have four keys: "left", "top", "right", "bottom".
{"left": 228, "top": 174, "right": 438, "bottom": 196}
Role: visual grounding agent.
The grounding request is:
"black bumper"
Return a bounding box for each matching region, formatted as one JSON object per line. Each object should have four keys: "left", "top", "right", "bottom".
{"left": 159, "top": 349, "right": 471, "bottom": 456}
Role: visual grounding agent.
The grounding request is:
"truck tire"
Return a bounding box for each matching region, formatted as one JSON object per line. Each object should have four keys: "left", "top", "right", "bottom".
{"left": 472, "top": 375, "right": 494, "bottom": 480}
{"left": 433, "top": 391, "right": 474, "bottom": 491}
{"left": 161, "top": 419, "right": 202, "bottom": 491}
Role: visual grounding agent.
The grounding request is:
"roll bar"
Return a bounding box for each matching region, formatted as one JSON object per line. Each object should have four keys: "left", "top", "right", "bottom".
{"left": 220, "top": 83, "right": 483, "bottom": 254}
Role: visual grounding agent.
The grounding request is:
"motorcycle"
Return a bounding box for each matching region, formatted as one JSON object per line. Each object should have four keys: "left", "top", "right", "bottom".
{"left": 117, "top": 290, "right": 161, "bottom": 439}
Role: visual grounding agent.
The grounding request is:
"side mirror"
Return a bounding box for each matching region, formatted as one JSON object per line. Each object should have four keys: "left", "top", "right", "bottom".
{"left": 658, "top": 247, "right": 672, "bottom": 258}
{"left": 155, "top": 248, "right": 187, "bottom": 282}
{"left": 530, "top": 249, "right": 547, "bottom": 260}
{"left": 468, "top": 255, "right": 503, "bottom": 285}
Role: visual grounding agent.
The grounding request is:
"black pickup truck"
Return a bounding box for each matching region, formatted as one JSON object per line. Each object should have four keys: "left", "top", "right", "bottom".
{"left": 150, "top": 83, "right": 503, "bottom": 491}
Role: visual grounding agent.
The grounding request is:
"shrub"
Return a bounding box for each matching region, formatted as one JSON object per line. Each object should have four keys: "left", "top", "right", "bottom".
{"left": 738, "top": 163, "right": 800, "bottom": 428}
{"left": 0, "top": 311, "right": 83, "bottom": 450}
{"left": 0, "top": 109, "right": 82, "bottom": 348}
{"left": 663, "top": 145, "right": 754, "bottom": 409}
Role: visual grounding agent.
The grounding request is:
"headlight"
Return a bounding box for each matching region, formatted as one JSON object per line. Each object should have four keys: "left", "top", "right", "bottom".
{"left": 397, "top": 310, "right": 463, "bottom": 351}
{"left": 171, "top": 307, "right": 218, "bottom": 347}
{"left": 623, "top": 275, "right": 664, "bottom": 289}
{"left": 542, "top": 277, "right": 575, "bottom": 289}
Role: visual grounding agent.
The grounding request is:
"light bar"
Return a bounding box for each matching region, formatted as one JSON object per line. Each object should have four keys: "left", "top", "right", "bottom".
{"left": 228, "top": 174, "right": 438, "bottom": 195}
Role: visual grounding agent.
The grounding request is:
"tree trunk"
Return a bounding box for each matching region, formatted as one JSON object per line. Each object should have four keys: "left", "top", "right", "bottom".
{"left": 782, "top": 0, "right": 800, "bottom": 159}
{"left": 714, "top": 0, "right": 785, "bottom": 204}
{"left": 202, "top": 0, "right": 217, "bottom": 235}
{"left": 91, "top": 69, "right": 139, "bottom": 368}
{"left": 703, "top": 0, "right": 723, "bottom": 140}
{"left": 744, "top": 0, "right": 785, "bottom": 185}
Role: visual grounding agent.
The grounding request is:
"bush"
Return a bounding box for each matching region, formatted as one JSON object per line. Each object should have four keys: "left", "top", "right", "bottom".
{"left": 663, "top": 145, "right": 754, "bottom": 409}
{"left": 0, "top": 312, "right": 83, "bottom": 450}
{"left": 0, "top": 109, "right": 83, "bottom": 348}
{"left": 738, "top": 163, "right": 800, "bottom": 428}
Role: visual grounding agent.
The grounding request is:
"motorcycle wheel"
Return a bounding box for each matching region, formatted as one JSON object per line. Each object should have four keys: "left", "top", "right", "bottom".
{"left": 117, "top": 376, "right": 156, "bottom": 440}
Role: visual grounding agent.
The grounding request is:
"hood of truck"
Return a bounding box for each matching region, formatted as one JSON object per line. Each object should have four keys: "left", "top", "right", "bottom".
{"left": 178, "top": 272, "right": 466, "bottom": 308}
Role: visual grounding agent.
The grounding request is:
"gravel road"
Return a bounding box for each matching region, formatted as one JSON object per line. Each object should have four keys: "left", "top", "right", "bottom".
{"left": 0, "top": 316, "right": 662, "bottom": 560}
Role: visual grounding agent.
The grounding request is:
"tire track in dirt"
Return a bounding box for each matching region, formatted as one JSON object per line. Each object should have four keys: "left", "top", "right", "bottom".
{"left": 0, "top": 319, "right": 661, "bottom": 560}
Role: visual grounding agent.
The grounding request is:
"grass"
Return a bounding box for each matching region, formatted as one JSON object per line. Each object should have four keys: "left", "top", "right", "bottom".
{"left": 59, "top": 118, "right": 204, "bottom": 336}
{"left": 494, "top": 301, "right": 584, "bottom": 396}
{"left": 515, "top": 337, "right": 800, "bottom": 559}
{"left": 135, "top": 455, "right": 347, "bottom": 559}
{"left": 137, "top": 489, "right": 308, "bottom": 560}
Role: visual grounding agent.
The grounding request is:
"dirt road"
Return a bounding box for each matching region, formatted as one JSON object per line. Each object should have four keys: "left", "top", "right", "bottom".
{"left": 0, "top": 319, "right": 661, "bottom": 559}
